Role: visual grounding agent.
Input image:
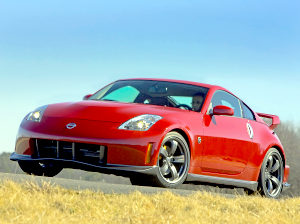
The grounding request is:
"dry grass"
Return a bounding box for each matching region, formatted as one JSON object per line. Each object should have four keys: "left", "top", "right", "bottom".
{"left": 0, "top": 181, "right": 300, "bottom": 224}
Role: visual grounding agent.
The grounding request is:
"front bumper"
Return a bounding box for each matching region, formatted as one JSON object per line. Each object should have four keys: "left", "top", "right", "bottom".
{"left": 16, "top": 117, "right": 164, "bottom": 167}
{"left": 10, "top": 152, "right": 158, "bottom": 177}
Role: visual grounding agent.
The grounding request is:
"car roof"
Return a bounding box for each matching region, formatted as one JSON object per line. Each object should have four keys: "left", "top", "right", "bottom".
{"left": 117, "top": 78, "right": 228, "bottom": 92}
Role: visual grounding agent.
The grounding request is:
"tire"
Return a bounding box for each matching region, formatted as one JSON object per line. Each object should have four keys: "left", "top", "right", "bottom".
{"left": 152, "top": 131, "right": 190, "bottom": 188}
{"left": 18, "top": 160, "right": 63, "bottom": 177}
{"left": 257, "top": 148, "right": 284, "bottom": 198}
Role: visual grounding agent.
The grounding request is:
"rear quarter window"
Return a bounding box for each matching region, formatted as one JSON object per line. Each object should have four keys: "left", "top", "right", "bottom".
{"left": 241, "top": 102, "right": 255, "bottom": 120}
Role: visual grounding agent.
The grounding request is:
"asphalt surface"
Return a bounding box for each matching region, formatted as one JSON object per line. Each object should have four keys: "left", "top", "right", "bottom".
{"left": 0, "top": 172, "right": 237, "bottom": 197}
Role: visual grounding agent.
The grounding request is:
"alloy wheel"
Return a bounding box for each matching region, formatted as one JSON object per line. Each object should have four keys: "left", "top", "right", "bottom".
{"left": 158, "top": 132, "right": 189, "bottom": 185}
{"left": 259, "top": 148, "right": 284, "bottom": 198}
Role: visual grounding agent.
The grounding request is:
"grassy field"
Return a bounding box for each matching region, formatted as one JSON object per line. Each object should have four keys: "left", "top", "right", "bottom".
{"left": 0, "top": 181, "right": 299, "bottom": 224}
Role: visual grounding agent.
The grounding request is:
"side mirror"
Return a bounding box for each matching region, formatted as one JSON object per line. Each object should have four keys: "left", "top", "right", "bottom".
{"left": 83, "top": 94, "right": 93, "bottom": 100}
{"left": 212, "top": 105, "right": 234, "bottom": 116}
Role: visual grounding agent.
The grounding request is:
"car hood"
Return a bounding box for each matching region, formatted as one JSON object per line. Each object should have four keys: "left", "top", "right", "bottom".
{"left": 44, "top": 100, "right": 189, "bottom": 123}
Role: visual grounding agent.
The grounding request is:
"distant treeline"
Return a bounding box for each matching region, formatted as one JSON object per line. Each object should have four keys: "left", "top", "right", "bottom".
{"left": 1, "top": 122, "right": 299, "bottom": 196}
{"left": 275, "top": 122, "right": 300, "bottom": 196}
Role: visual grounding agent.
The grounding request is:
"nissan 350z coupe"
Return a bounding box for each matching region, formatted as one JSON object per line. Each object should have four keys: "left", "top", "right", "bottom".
{"left": 11, "top": 78, "right": 290, "bottom": 198}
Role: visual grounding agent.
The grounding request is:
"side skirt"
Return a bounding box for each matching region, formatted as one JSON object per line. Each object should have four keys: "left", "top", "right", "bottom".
{"left": 186, "top": 173, "right": 258, "bottom": 192}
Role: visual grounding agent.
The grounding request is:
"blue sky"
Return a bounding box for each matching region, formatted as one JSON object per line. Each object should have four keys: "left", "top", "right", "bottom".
{"left": 0, "top": 1, "right": 299, "bottom": 153}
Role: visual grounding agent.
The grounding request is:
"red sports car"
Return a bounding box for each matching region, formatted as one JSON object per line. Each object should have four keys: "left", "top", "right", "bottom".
{"left": 11, "top": 78, "right": 290, "bottom": 198}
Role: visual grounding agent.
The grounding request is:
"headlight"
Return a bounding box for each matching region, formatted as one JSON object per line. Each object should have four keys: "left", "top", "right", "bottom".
{"left": 26, "top": 105, "right": 48, "bottom": 122}
{"left": 118, "top": 114, "right": 162, "bottom": 131}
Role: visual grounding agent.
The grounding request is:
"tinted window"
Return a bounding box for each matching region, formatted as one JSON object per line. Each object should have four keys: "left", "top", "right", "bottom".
{"left": 211, "top": 90, "right": 242, "bottom": 117}
{"left": 241, "top": 102, "right": 255, "bottom": 120}
{"left": 102, "top": 86, "right": 139, "bottom": 103}
{"left": 89, "top": 80, "right": 209, "bottom": 111}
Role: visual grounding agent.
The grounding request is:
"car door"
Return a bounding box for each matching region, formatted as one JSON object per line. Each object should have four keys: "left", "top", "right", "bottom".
{"left": 201, "top": 90, "right": 254, "bottom": 175}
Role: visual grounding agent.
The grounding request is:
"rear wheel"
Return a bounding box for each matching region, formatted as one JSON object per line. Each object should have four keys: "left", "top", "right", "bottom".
{"left": 258, "top": 148, "right": 284, "bottom": 198}
{"left": 18, "top": 160, "right": 63, "bottom": 177}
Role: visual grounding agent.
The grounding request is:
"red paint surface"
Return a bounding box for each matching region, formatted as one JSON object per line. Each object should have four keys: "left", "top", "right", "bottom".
{"left": 15, "top": 78, "right": 289, "bottom": 183}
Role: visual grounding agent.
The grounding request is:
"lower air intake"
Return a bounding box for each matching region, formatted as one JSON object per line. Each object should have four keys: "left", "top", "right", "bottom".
{"left": 34, "top": 139, "right": 107, "bottom": 165}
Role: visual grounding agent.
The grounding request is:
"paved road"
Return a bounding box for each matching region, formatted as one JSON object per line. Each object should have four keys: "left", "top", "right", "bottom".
{"left": 0, "top": 172, "right": 237, "bottom": 197}
{"left": 0, "top": 172, "right": 198, "bottom": 196}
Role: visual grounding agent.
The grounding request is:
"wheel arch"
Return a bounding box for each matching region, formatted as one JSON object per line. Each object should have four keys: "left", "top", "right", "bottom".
{"left": 255, "top": 144, "right": 286, "bottom": 182}
{"left": 262, "top": 144, "right": 286, "bottom": 167}
{"left": 269, "top": 144, "right": 286, "bottom": 167}
{"left": 168, "top": 128, "right": 192, "bottom": 151}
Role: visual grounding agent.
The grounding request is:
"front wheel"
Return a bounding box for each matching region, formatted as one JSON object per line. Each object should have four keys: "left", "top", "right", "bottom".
{"left": 258, "top": 148, "right": 284, "bottom": 198}
{"left": 153, "top": 132, "right": 190, "bottom": 188}
{"left": 130, "top": 132, "right": 190, "bottom": 188}
{"left": 18, "top": 160, "right": 63, "bottom": 177}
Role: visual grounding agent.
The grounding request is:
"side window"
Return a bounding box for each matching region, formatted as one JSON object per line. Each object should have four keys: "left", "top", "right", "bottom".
{"left": 211, "top": 90, "right": 242, "bottom": 117}
{"left": 241, "top": 102, "right": 255, "bottom": 120}
{"left": 102, "top": 86, "right": 139, "bottom": 103}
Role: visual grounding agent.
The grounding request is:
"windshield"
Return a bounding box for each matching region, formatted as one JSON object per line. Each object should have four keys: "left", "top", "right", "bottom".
{"left": 89, "top": 80, "right": 209, "bottom": 111}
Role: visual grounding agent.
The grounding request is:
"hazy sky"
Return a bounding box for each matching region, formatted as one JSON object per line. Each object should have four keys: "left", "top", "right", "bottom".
{"left": 0, "top": 1, "right": 299, "bottom": 153}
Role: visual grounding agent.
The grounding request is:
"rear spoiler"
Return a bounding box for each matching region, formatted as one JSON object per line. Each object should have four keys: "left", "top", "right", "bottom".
{"left": 257, "top": 113, "right": 280, "bottom": 130}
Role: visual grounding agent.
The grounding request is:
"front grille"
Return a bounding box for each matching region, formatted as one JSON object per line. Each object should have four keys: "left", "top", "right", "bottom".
{"left": 34, "top": 139, "right": 107, "bottom": 165}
